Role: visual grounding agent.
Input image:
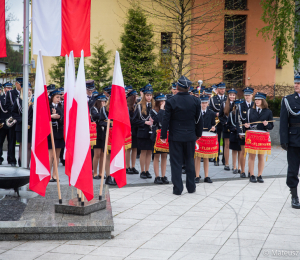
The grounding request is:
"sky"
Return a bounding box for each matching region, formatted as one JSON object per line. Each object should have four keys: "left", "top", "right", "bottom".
{"left": 6, "top": 0, "right": 29, "bottom": 43}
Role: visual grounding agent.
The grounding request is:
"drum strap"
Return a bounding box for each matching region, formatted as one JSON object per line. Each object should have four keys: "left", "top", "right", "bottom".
{"left": 0, "top": 101, "right": 7, "bottom": 113}
{"left": 102, "top": 106, "right": 108, "bottom": 120}
{"left": 239, "top": 104, "right": 246, "bottom": 120}
{"left": 151, "top": 109, "right": 157, "bottom": 115}
{"left": 16, "top": 98, "right": 22, "bottom": 114}
{"left": 211, "top": 98, "right": 219, "bottom": 112}
{"left": 230, "top": 112, "right": 236, "bottom": 127}
{"left": 284, "top": 97, "right": 300, "bottom": 116}
{"left": 9, "top": 91, "right": 13, "bottom": 106}
{"left": 195, "top": 111, "right": 201, "bottom": 124}
{"left": 138, "top": 104, "right": 150, "bottom": 121}
{"left": 90, "top": 107, "right": 98, "bottom": 123}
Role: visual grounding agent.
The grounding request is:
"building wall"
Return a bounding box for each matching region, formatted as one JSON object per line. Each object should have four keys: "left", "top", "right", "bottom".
{"left": 0, "top": 63, "right": 6, "bottom": 72}
{"left": 275, "top": 50, "right": 294, "bottom": 85}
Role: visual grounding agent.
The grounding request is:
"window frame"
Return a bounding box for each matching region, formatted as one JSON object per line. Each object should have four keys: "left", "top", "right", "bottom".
{"left": 223, "top": 60, "right": 247, "bottom": 87}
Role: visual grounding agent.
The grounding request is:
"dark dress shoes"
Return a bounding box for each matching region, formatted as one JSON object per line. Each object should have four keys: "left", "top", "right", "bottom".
{"left": 214, "top": 161, "right": 219, "bottom": 166}
{"left": 49, "top": 178, "right": 57, "bottom": 182}
{"left": 146, "top": 171, "right": 152, "bottom": 178}
{"left": 257, "top": 175, "right": 264, "bottom": 183}
{"left": 233, "top": 169, "right": 238, "bottom": 174}
{"left": 126, "top": 168, "right": 133, "bottom": 174}
{"left": 238, "top": 169, "right": 241, "bottom": 173}
{"left": 131, "top": 167, "right": 139, "bottom": 174}
{"left": 240, "top": 172, "right": 246, "bottom": 178}
{"left": 105, "top": 176, "right": 117, "bottom": 186}
{"left": 249, "top": 175, "right": 257, "bottom": 183}
{"left": 195, "top": 177, "right": 200, "bottom": 183}
{"left": 140, "top": 171, "right": 147, "bottom": 179}
{"left": 224, "top": 165, "right": 230, "bottom": 171}
{"left": 173, "top": 191, "right": 181, "bottom": 195}
{"left": 154, "top": 177, "right": 163, "bottom": 184}
{"left": 93, "top": 175, "right": 101, "bottom": 180}
{"left": 248, "top": 172, "right": 250, "bottom": 178}
{"left": 204, "top": 177, "right": 213, "bottom": 183}
{"left": 161, "top": 176, "right": 169, "bottom": 184}
{"left": 11, "top": 163, "right": 16, "bottom": 167}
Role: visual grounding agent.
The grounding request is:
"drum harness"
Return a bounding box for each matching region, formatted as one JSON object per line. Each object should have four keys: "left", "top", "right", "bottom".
{"left": 0, "top": 99, "right": 7, "bottom": 114}
{"left": 151, "top": 109, "right": 162, "bottom": 128}
{"left": 283, "top": 97, "right": 300, "bottom": 127}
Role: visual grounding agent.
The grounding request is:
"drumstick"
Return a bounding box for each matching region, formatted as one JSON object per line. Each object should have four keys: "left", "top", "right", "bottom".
{"left": 208, "top": 120, "right": 220, "bottom": 132}
{"left": 242, "top": 120, "right": 275, "bottom": 126}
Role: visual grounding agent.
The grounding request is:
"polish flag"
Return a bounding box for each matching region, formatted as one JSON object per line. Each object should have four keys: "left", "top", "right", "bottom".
{"left": 109, "top": 51, "right": 131, "bottom": 188}
{"left": 64, "top": 51, "right": 76, "bottom": 180}
{"left": 32, "top": 0, "right": 91, "bottom": 57}
{"left": 29, "top": 51, "right": 51, "bottom": 196}
{"left": 69, "top": 50, "right": 93, "bottom": 201}
{"left": 0, "top": 0, "right": 6, "bottom": 58}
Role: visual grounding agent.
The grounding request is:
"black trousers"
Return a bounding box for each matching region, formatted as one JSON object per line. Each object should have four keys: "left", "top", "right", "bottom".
{"left": 287, "top": 146, "right": 300, "bottom": 188}
{"left": 216, "top": 126, "right": 224, "bottom": 162}
{"left": 169, "top": 140, "right": 196, "bottom": 194}
{"left": 0, "top": 127, "right": 16, "bottom": 164}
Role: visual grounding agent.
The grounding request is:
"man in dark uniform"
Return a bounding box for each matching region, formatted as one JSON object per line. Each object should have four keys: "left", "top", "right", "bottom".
{"left": 86, "top": 80, "right": 96, "bottom": 110}
{"left": 166, "top": 82, "right": 177, "bottom": 100}
{"left": 161, "top": 76, "right": 203, "bottom": 195}
{"left": 280, "top": 76, "right": 300, "bottom": 209}
{"left": 209, "top": 82, "right": 227, "bottom": 166}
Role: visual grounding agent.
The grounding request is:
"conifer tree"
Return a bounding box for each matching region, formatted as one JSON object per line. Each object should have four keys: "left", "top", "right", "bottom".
{"left": 85, "top": 38, "right": 112, "bottom": 91}
{"left": 119, "top": 3, "right": 157, "bottom": 89}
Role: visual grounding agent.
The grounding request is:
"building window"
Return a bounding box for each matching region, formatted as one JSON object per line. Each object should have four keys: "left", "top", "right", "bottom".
{"left": 223, "top": 61, "right": 246, "bottom": 87}
{"left": 161, "top": 32, "right": 172, "bottom": 55}
{"left": 224, "top": 15, "right": 246, "bottom": 54}
{"left": 225, "top": 0, "right": 247, "bottom": 10}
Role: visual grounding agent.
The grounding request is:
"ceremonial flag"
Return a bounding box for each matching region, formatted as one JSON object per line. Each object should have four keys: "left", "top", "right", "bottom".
{"left": 32, "top": 0, "right": 91, "bottom": 57}
{"left": 29, "top": 51, "right": 51, "bottom": 196}
{"left": 69, "top": 50, "right": 93, "bottom": 201}
{"left": 64, "top": 51, "right": 76, "bottom": 180}
{"left": 108, "top": 51, "right": 131, "bottom": 188}
{"left": 0, "top": 0, "right": 6, "bottom": 58}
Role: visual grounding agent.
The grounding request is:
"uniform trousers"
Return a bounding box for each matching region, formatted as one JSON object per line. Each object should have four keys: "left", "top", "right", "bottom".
{"left": 216, "top": 126, "right": 224, "bottom": 162}
{"left": 0, "top": 127, "right": 16, "bottom": 164}
{"left": 169, "top": 140, "right": 196, "bottom": 194}
{"left": 287, "top": 146, "right": 300, "bottom": 188}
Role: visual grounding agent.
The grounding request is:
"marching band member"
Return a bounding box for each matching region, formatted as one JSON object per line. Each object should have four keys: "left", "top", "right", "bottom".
{"left": 219, "top": 88, "right": 236, "bottom": 170}
{"left": 91, "top": 93, "right": 108, "bottom": 179}
{"left": 209, "top": 82, "right": 227, "bottom": 166}
{"left": 150, "top": 93, "right": 169, "bottom": 184}
{"left": 126, "top": 90, "right": 139, "bottom": 175}
{"left": 86, "top": 80, "right": 96, "bottom": 110}
{"left": 195, "top": 95, "right": 215, "bottom": 183}
{"left": 244, "top": 92, "right": 274, "bottom": 183}
{"left": 239, "top": 87, "right": 254, "bottom": 178}
{"left": 132, "top": 84, "right": 154, "bottom": 179}
{"left": 48, "top": 89, "right": 64, "bottom": 182}
{"left": 98, "top": 96, "right": 117, "bottom": 186}
{"left": 166, "top": 82, "right": 177, "bottom": 100}
{"left": 47, "top": 84, "right": 56, "bottom": 100}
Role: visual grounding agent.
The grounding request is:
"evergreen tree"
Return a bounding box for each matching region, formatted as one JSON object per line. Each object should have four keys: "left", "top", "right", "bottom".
{"left": 119, "top": 3, "right": 157, "bottom": 89}
{"left": 0, "top": 38, "right": 23, "bottom": 72}
{"left": 85, "top": 38, "right": 112, "bottom": 91}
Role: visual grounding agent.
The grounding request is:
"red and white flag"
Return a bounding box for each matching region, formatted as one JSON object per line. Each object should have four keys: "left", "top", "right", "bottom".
{"left": 32, "top": 0, "right": 91, "bottom": 57}
{"left": 29, "top": 51, "right": 51, "bottom": 196}
{"left": 109, "top": 51, "right": 131, "bottom": 188}
{"left": 69, "top": 50, "right": 93, "bottom": 201}
{"left": 0, "top": 0, "right": 6, "bottom": 58}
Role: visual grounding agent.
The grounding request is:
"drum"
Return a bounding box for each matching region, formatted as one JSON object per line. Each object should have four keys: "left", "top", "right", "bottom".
{"left": 154, "top": 129, "right": 169, "bottom": 153}
{"left": 90, "top": 122, "right": 97, "bottom": 148}
{"left": 245, "top": 130, "right": 271, "bottom": 158}
{"left": 195, "top": 132, "right": 219, "bottom": 159}
{"left": 107, "top": 128, "right": 132, "bottom": 151}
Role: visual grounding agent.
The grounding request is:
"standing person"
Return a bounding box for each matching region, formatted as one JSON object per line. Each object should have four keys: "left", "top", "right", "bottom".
{"left": 209, "top": 82, "right": 227, "bottom": 166}
{"left": 48, "top": 89, "right": 64, "bottom": 182}
{"left": 195, "top": 95, "right": 215, "bottom": 183}
{"left": 91, "top": 93, "right": 108, "bottom": 179}
{"left": 245, "top": 92, "right": 273, "bottom": 183}
{"left": 0, "top": 82, "right": 14, "bottom": 165}
{"left": 150, "top": 93, "right": 169, "bottom": 184}
{"left": 161, "top": 76, "right": 203, "bottom": 195}
{"left": 132, "top": 84, "right": 154, "bottom": 179}
{"left": 239, "top": 87, "right": 254, "bottom": 178}
{"left": 219, "top": 88, "right": 236, "bottom": 171}
{"left": 280, "top": 76, "right": 300, "bottom": 208}
{"left": 126, "top": 90, "right": 139, "bottom": 175}
{"left": 86, "top": 80, "right": 96, "bottom": 110}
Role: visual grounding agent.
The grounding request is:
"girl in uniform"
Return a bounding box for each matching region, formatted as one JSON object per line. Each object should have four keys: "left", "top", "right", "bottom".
{"left": 244, "top": 92, "right": 274, "bottom": 183}
{"left": 132, "top": 84, "right": 154, "bottom": 179}
{"left": 126, "top": 90, "right": 139, "bottom": 175}
{"left": 219, "top": 88, "right": 237, "bottom": 171}
{"left": 91, "top": 93, "right": 107, "bottom": 179}
{"left": 150, "top": 93, "right": 169, "bottom": 184}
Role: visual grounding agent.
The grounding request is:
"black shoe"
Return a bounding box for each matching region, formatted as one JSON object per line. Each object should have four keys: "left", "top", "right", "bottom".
{"left": 224, "top": 165, "right": 230, "bottom": 171}
{"left": 61, "top": 159, "right": 65, "bottom": 166}
{"left": 140, "top": 171, "right": 147, "bottom": 179}
{"left": 173, "top": 191, "right": 181, "bottom": 195}
{"left": 105, "top": 176, "right": 117, "bottom": 186}
{"left": 154, "top": 177, "right": 163, "bottom": 184}
{"left": 161, "top": 176, "right": 169, "bottom": 184}
{"left": 188, "top": 188, "right": 196, "bottom": 194}
{"left": 249, "top": 175, "right": 257, "bottom": 183}
{"left": 238, "top": 169, "right": 241, "bottom": 174}
{"left": 49, "top": 178, "right": 57, "bottom": 182}
{"left": 131, "top": 167, "right": 139, "bottom": 174}
{"left": 126, "top": 168, "right": 133, "bottom": 174}
{"left": 0, "top": 161, "right": 2, "bottom": 165}
{"left": 248, "top": 172, "right": 250, "bottom": 178}
{"left": 214, "top": 161, "right": 219, "bottom": 166}
{"left": 201, "top": 158, "right": 203, "bottom": 162}
{"left": 240, "top": 172, "right": 246, "bottom": 178}
{"left": 146, "top": 171, "right": 152, "bottom": 178}
{"left": 291, "top": 188, "right": 300, "bottom": 209}
{"left": 93, "top": 175, "right": 101, "bottom": 180}
{"left": 195, "top": 177, "right": 200, "bottom": 183}
{"left": 204, "top": 177, "right": 213, "bottom": 183}
{"left": 222, "top": 158, "right": 225, "bottom": 165}
{"left": 209, "top": 158, "right": 214, "bottom": 162}
{"left": 233, "top": 169, "right": 238, "bottom": 174}
{"left": 136, "top": 154, "right": 140, "bottom": 159}
{"left": 257, "top": 175, "right": 264, "bottom": 183}
{"left": 11, "top": 163, "right": 16, "bottom": 167}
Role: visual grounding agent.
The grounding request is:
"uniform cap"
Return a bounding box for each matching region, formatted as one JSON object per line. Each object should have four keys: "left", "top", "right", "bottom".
{"left": 86, "top": 80, "right": 95, "bottom": 90}
{"left": 217, "top": 82, "right": 226, "bottom": 89}
{"left": 177, "top": 75, "right": 192, "bottom": 89}
{"left": 227, "top": 88, "right": 237, "bottom": 95}
{"left": 200, "top": 95, "right": 210, "bottom": 102}
{"left": 127, "top": 90, "right": 137, "bottom": 98}
{"left": 243, "top": 87, "right": 254, "bottom": 95}
{"left": 95, "top": 94, "right": 108, "bottom": 102}
{"left": 143, "top": 84, "right": 153, "bottom": 94}
{"left": 255, "top": 92, "right": 267, "bottom": 100}
{"left": 154, "top": 93, "right": 166, "bottom": 101}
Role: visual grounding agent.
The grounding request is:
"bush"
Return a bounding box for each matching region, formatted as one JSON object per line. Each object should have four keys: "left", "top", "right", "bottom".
{"left": 267, "top": 96, "right": 282, "bottom": 117}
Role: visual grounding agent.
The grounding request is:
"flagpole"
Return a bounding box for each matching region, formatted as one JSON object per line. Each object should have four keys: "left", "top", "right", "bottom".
{"left": 50, "top": 122, "right": 62, "bottom": 204}
{"left": 99, "top": 119, "right": 110, "bottom": 200}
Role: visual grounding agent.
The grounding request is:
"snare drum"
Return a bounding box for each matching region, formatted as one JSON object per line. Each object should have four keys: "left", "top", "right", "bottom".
{"left": 90, "top": 122, "right": 97, "bottom": 148}
{"left": 195, "top": 132, "right": 219, "bottom": 159}
{"left": 154, "top": 129, "right": 169, "bottom": 153}
{"left": 245, "top": 130, "right": 271, "bottom": 157}
{"left": 107, "top": 128, "right": 132, "bottom": 151}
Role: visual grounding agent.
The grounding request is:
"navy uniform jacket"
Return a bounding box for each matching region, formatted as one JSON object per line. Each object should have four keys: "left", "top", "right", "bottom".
{"left": 202, "top": 109, "right": 215, "bottom": 131}
{"left": 91, "top": 106, "right": 106, "bottom": 141}
{"left": 209, "top": 95, "right": 227, "bottom": 129}
{"left": 161, "top": 92, "right": 203, "bottom": 142}
{"left": 132, "top": 103, "right": 152, "bottom": 139}
{"left": 129, "top": 109, "right": 138, "bottom": 137}
{"left": 280, "top": 93, "right": 300, "bottom": 147}
{"left": 244, "top": 108, "right": 274, "bottom": 131}
{"left": 0, "top": 94, "right": 10, "bottom": 129}
{"left": 227, "top": 110, "right": 242, "bottom": 142}
{"left": 98, "top": 106, "right": 113, "bottom": 139}
{"left": 11, "top": 98, "right": 33, "bottom": 132}
{"left": 219, "top": 101, "right": 234, "bottom": 130}
{"left": 49, "top": 103, "right": 64, "bottom": 139}
{"left": 5, "top": 89, "right": 19, "bottom": 114}
{"left": 87, "top": 96, "right": 96, "bottom": 111}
